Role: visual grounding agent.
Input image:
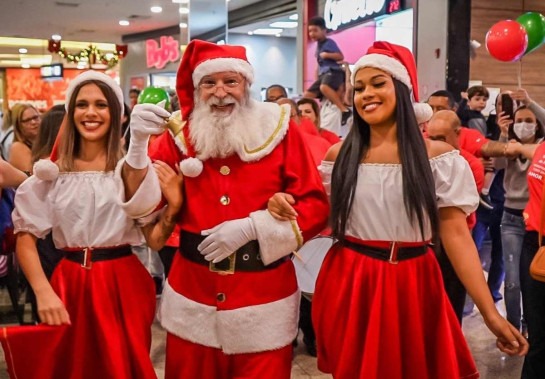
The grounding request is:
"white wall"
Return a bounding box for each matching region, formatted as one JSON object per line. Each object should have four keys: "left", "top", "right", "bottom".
{"left": 228, "top": 34, "right": 297, "bottom": 100}
{"left": 415, "top": 0, "right": 448, "bottom": 101}
{"left": 375, "top": 9, "right": 414, "bottom": 52}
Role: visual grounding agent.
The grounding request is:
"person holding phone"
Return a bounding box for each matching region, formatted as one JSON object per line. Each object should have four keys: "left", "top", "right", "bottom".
{"left": 495, "top": 103, "right": 545, "bottom": 340}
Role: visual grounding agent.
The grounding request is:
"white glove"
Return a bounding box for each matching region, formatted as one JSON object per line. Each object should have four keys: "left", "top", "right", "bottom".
{"left": 198, "top": 217, "right": 257, "bottom": 263}
{"left": 126, "top": 102, "right": 171, "bottom": 169}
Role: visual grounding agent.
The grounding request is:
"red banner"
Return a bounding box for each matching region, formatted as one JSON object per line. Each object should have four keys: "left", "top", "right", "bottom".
{"left": 6, "top": 69, "right": 110, "bottom": 112}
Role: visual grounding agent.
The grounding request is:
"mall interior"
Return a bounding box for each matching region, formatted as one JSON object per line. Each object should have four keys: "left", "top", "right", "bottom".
{"left": 0, "top": 0, "right": 545, "bottom": 378}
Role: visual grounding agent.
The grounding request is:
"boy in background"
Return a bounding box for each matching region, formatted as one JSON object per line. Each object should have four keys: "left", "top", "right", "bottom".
{"left": 457, "top": 85, "right": 489, "bottom": 136}
{"left": 457, "top": 85, "right": 495, "bottom": 207}
{"left": 304, "top": 16, "right": 351, "bottom": 125}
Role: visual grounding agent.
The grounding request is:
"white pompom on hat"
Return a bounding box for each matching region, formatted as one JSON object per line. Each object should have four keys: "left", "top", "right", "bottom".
{"left": 175, "top": 39, "right": 254, "bottom": 177}
{"left": 65, "top": 70, "right": 124, "bottom": 114}
{"left": 350, "top": 41, "right": 433, "bottom": 124}
{"left": 33, "top": 159, "right": 60, "bottom": 181}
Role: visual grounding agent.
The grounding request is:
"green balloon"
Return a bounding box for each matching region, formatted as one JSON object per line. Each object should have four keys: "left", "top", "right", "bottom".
{"left": 137, "top": 87, "right": 171, "bottom": 109}
{"left": 517, "top": 12, "right": 545, "bottom": 55}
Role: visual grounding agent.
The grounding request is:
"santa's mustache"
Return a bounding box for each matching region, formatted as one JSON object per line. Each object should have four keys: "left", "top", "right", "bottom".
{"left": 206, "top": 95, "right": 238, "bottom": 107}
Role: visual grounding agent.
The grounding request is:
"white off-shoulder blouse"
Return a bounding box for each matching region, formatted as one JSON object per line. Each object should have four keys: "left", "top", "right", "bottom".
{"left": 12, "top": 160, "right": 161, "bottom": 249}
{"left": 320, "top": 150, "right": 479, "bottom": 242}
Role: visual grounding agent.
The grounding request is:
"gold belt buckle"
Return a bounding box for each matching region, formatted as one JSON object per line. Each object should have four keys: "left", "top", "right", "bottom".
{"left": 209, "top": 254, "right": 236, "bottom": 275}
{"left": 81, "top": 247, "right": 93, "bottom": 270}
{"left": 388, "top": 242, "right": 399, "bottom": 265}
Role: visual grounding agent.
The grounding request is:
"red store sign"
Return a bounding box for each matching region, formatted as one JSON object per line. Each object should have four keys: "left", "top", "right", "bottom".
{"left": 146, "top": 36, "right": 180, "bottom": 69}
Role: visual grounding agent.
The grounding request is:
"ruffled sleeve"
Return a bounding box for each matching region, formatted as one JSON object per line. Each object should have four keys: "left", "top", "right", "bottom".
{"left": 431, "top": 150, "right": 479, "bottom": 215}
{"left": 318, "top": 160, "right": 334, "bottom": 197}
{"left": 12, "top": 176, "right": 54, "bottom": 239}
{"left": 114, "top": 158, "right": 161, "bottom": 219}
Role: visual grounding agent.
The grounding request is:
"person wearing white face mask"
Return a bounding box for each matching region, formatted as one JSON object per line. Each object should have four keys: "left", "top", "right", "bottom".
{"left": 495, "top": 104, "right": 545, "bottom": 341}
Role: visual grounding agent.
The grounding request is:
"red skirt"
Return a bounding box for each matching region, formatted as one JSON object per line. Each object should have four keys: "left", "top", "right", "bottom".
{"left": 312, "top": 240, "right": 479, "bottom": 379}
{"left": 1, "top": 254, "right": 157, "bottom": 379}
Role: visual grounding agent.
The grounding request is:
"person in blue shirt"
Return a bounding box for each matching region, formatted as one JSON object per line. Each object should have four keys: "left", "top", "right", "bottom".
{"left": 304, "top": 16, "right": 352, "bottom": 125}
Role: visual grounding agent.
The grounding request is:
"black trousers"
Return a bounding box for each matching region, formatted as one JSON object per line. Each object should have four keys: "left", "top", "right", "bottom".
{"left": 299, "top": 295, "right": 315, "bottom": 344}
{"left": 521, "top": 231, "right": 545, "bottom": 379}
{"left": 436, "top": 244, "right": 466, "bottom": 324}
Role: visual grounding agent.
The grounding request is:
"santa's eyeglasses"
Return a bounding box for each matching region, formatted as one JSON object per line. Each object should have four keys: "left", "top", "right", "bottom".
{"left": 199, "top": 77, "right": 244, "bottom": 92}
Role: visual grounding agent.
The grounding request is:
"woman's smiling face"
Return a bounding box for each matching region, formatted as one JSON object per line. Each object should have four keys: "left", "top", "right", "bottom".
{"left": 353, "top": 67, "right": 397, "bottom": 128}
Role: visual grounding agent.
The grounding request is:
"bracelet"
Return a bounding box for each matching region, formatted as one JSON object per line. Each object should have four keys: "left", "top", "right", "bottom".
{"left": 503, "top": 143, "right": 509, "bottom": 157}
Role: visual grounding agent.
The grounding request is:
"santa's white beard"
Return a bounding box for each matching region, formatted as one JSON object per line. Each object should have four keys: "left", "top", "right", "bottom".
{"left": 189, "top": 93, "right": 253, "bottom": 160}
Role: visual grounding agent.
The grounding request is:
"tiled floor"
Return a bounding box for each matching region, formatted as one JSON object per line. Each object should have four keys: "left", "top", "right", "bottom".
{"left": 0, "top": 292, "right": 524, "bottom": 379}
{"left": 147, "top": 306, "right": 523, "bottom": 379}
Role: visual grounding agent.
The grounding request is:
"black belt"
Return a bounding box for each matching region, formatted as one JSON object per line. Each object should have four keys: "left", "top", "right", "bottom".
{"left": 343, "top": 240, "right": 429, "bottom": 264}
{"left": 180, "top": 231, "right": 287, "bottom": 273}
{"left": 63, "top": 246, "right": 132, "bottom": 269}
{"left": 504, "top": 207, "right": 524, "bottom": 217}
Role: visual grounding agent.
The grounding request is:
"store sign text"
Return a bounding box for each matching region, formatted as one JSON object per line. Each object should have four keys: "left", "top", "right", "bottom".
{"left": 146, "top": 36, "right": 180, "bottom": 69}
{"left": 324, "top": 0, "right": 389, "bottom": 31}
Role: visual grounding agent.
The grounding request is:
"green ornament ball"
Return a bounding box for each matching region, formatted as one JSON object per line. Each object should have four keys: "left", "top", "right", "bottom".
{"left": 137, "top": 87, "right": 171, "bottom": 109}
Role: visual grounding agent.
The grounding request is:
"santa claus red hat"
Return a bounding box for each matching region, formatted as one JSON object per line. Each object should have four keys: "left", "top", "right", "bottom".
{"left": 177, "top": 39, "right": 254, "bottom": 121}
{"left": 350, "top": 41, "right": 432, "bottom": 124}
{"left": 175, "top": 39, "right": 254, "bottom": 177}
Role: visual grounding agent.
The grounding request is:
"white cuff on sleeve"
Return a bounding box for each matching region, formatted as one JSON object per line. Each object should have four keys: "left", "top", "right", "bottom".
{"left": 115, "top": 158, "right": 161, "bottom": 219}
{"left": 250, "top": 210, "right": 303, "bottom": 266}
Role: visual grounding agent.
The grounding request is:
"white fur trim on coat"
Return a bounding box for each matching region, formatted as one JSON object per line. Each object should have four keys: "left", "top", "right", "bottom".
{"left": 250, "top": 210, "right": 302, "bottom": 266}
{"left": 236, "top": 101, "right": 290, "bottom": 163}
{"left": 114, "top": 158, "right": 161, "bottom": 219}
{"left": 192, "top": 58, "right": 254, "bottom": 87}
{"left": 158, "top": 281, "right": 300, "bottom": 354}
{"left": 351, "top": 53, "right": 411, "bottom": 90}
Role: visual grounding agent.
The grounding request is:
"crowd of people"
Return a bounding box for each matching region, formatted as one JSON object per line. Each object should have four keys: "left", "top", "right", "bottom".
{"left": 0, "top": 15, "right": 544, "bottom": 379}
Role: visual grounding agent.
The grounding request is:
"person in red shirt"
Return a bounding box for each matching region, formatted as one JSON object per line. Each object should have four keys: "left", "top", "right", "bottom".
{"left": 426, "top": 110, "right": 484, "bottom": 323}
{"left": 427, "top": 90, "right": 517, "bottom": 158}
{"left": 511, "top": 140, "right": 545, "bottom": 378}
{"left": 297, "top": 98, "right": 341, "bottom": 145}
{"left": 277, "top": 98, "right": 330, "bottom": 166}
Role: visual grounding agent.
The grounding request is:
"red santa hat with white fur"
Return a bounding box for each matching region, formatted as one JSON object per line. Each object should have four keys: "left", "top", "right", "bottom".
{"left": 175, "top": 39, "right": 254, "bottom": 177}
{"left": 350, "top": 41, "right": 432, "bottom": 125}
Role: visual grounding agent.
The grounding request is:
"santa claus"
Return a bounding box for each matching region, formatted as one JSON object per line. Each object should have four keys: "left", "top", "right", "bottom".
{"left": 120, "top": 39, "right": 329, "bottom": 378}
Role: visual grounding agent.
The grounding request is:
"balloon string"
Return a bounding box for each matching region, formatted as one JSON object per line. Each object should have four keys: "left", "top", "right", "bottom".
{"left": 518, "top": 59, "right": 522, "bottom": 89}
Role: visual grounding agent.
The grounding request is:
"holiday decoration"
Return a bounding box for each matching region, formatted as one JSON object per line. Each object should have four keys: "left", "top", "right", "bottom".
{"left": 485, "top": 20, "right": 528, "bottom": 62}
{"left": 516, "top": 12, "right": 545, "bottom": 55}
{"left": 48, "top": 40, "right": 127, "bottom": 68}
{"left": 138, "top": 87, "right": 171, "bottom": 109}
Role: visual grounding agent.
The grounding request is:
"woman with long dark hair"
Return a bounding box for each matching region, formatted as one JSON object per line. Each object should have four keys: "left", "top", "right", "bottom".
{"left": 1, "top": 71, "right": 181, "bottom": 379}
{"left": 269, "top": 42, "right": 527, "bottom": 378}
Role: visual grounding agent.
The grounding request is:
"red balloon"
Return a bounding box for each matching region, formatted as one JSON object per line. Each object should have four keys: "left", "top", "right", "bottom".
{"left": 486, "top": 20, "right": 528, "bottom": 62}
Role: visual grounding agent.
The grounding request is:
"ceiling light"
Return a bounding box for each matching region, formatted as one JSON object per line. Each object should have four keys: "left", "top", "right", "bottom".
{"left": 51, "top": 34, "right": 62, "bottom": 41}
{"left": 270, "top": 21, "right": 298, "bottom": 28}
{"left": 18, "top": 48, "right": 28, "bottom": 54}
{"left": 151, "top": 6, "right": 162, "bottom": 13}
{"left": 179, "top": 7, "right": 189, "bottom": 14}
{"left": 276, "top": 34, "right": 281, "bottom": 37}
{"left": 247, "top": 31, "right": 253, "bottom": 35}
{"left": 289, "top": 14, "right": 298, "bottom": 20}
{"left": 119, "top": 20, "right": 130, "bottom": 26}
{"left": 252, "top": 28, "right": 283, "bottom": 35}
{"left": 179, "top": 22, "right": 188, "bottom": 28}
{"left": 21, "top": 63, "right": 30, "bottom": 68}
